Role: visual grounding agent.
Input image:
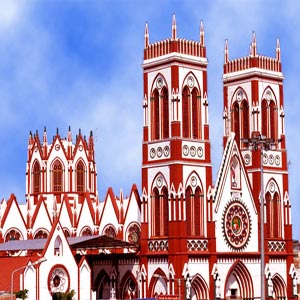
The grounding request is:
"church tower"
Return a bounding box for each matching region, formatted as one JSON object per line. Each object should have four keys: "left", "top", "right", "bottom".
{"left": 140, "top": 15, "right": 215, "bottom": 299}
{"left": 222, "top": 33, "right": 295, "bottom": 299}
{"left": 25, "top": 127, "right": 97, "bottom": 237}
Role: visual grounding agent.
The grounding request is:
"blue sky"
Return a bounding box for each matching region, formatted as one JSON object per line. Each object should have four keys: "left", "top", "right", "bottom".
{"left": 0, "top": 0, "right": 299, "bottom": 239}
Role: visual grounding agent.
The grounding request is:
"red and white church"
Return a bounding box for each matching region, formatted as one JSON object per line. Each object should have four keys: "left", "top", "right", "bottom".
{"left": 0, "top": 16, "right": 297, "bottom": 300}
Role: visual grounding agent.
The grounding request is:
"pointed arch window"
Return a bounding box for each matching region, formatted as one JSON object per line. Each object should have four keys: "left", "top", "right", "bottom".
{"left": 54, "top": 236, "right": 63, "bottom": 256}
{"left": 52, "top": 160, "right": 63, "bottom": 192}
{"left": 161, "top": 87, "right": 169, "bottom": 139}
{"left": 76, "top": 160, "right": 85, "bottom": 192}
{"left": 33, "top": 161, "right": 41, "bottom": 193}
{"left": 261, "top": 99, "right": 268, "bottom": 138}
{"left": 268, "top": 191, "right": 282, "bottom": 239}
{"left": 186, "top": 186, "right": 204, "bottom": 236}
{"left": 241, "top": 100, "right": 249, "bottom": 141}
{"left": 231, "top": 101, "right": 240, "bottom": 142}
{"left": 191, "top": 88, "right": 200, "bottom": 139}
{"left": 151, "top": 89, "right": 160, "bottom": 140}
{"left": 269, "top": 100, "right": 277, "bottom": 141}
{"left": 261, "top": 91, "right": 278, "bottom": 142}
{"left": 153, "top": 187, "right": 168, "bottom": 237}
{"left": 182, "top": 86, "right": 190, "bottom": 138}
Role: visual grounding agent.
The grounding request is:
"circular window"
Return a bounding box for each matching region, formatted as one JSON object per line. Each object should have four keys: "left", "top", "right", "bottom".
{"left": 223, "top": 201, "right": 251, "bottom": 250}
{"left": 48, "top": 265, "right": 70, "bottom": 294}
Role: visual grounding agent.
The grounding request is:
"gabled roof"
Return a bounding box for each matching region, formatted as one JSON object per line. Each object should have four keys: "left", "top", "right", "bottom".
{"left": 0, "top": 235, "right": 138, "bottom": 252}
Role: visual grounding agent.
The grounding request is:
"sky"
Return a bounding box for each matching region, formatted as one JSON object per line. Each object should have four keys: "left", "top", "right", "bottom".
{"left": 0, "top": 0, "right": 299, "bottom": 239}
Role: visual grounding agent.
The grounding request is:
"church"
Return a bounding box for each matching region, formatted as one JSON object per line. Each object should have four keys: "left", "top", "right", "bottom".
{"left": 0, "top": 15, "right": 297, "bottom": 300}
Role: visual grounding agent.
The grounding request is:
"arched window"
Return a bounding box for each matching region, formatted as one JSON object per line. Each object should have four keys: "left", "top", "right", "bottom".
{"left": 270, "top": 100, "right": 277, "bottom": 141}
{"left": 261, "top": 99, "right": 268, "bottom": 138}
{"left": 241, "top": 100, "right": 249, "bottom": 141}
{"left": 186, "top": 187, "right": 192, "bottom": 236}
{"left": 152, "top": 89, "right": 160, "bottom": 140}
{"left": 33, "top": 161, "right": 41, "bottom": 193}
{"left": 80, "top": 227, "right": 92, "bottom": 236}
{"left": 161, "top": 87, "right": 169, "bottom": 139}
{"left": 191, "top": 88, "right": 200, "bottom": 139}
{"left": 34, "top": 229, "right": 48, "bottom": 239}
{"left": 231, "top": 101, "right": 240, "bottom": 142}
{"left": 52, "top": 160, "right": 63, "bottom": 192}
{"left": 54, "top": 236, "right": 63, "bottom": 256}
{"left": 268, "top": 191, "right": 281, "bottom": 239}
{"left": 76, "top": 160, "right": 85, "bottom": 192}
{"left": 153, "top": 187, "right": 168, "bottom": 237}
{"left": 182, "top": 86, "right": 190, "bottom": 138}
{"left": 153, "top": 188, "right": 160, "bottom": 237}
{"left": 186, "top": 186, "right": 204, "bottom": 236}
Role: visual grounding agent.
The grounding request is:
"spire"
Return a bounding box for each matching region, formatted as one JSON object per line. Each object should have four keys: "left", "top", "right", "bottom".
{"left": 43, "top": 126, "right": 47, "bottom": 144}
{"left": 28, "top": 130, "right": 33, "bottom": 146}
{"left": 67, "top": 125, "right": 72, "bottom": 142}
{"left": 200, "top": 20, "right": 205, "bottom": 46}
{"left": 144, "top": 22, "right": 149, "bottom": 48}
{"left": 172, "top": 14, "right": 177, "bottom": 40}
{"left": 276, "top": 37, "right": 281, "bottom": 61}
{"left": 251, "top": 31, "right": 257, "bottom": 56}
{"left": 224, "top": 39, "right": 229, "bottom": 64}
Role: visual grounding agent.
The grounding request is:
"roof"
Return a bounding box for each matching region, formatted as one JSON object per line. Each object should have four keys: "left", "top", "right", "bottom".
{"left": 0, "top": 235, "right": 138, "bottom": 252}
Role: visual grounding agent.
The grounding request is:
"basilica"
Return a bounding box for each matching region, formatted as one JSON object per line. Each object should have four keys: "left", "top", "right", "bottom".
{"left": 0, "top": 15, "right": 297, "bottom": 300}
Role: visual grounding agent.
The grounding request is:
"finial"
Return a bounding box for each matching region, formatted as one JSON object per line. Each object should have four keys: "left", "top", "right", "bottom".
{"left": 172, "top": 14, "right": 177, "bottom": 40}
{"left": 224, "top": 39, "right": 229, "bottom": 63}
{"left": 276, "top": 37, "right": 281, "bottom": 61}
{"left": 144, "top": 22, "right": 149, "bottom": 48}
{"left": 251, "top": 31, "right": 257, "bottom": 56}
{"left": 43, "top": 126, "right": 47, "bottom": 143}
{"left": 200, "top": 20, "right": 205, "bottom": 46}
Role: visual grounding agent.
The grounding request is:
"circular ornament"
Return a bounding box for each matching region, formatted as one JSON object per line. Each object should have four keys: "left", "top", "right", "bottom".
{"left": 190, "top": 146, "right": 196, "bottom": 157}
{"left": 183, "top": 145, "right": 189, "bottom": 156}
{"left": 156, "top": 77, "right": 163, "bottom": 89}
{"left": 269, "top": 182, "right": 275, "bottom": 193}
{"left": 187, "top": 76, "right": 194, "bottom": 88}
{"left": 236, "top": 90, "right": 243, "bottom": 102}
{"left": 157, "top": 147, "right": 163, "bottom": 158}
{"left": 150, "top": 148, "right": 156, "bottom": 159}
{"left": 190, "top": 176, "right": 197, "bottom": 187}
{"left": 223, "top": 201, "right": 251, "bottom": 250}
{"left": 244, "top": 154, "right": 251, "bottom": 165}
{"left": 156, "top": 176, "right": 163, "bottom": 188}
{"left": 197, "top": 146, "right": 203, "bottom": 158}
{"left": 263, "top": 153, "right": 268, "bottom": 164}
{"left": 163, "top": 146, "right": 170, "bottom": 157}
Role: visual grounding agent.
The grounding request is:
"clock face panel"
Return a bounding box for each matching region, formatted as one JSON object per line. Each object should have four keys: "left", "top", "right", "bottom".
{"left": 223, "top": 201, "right": 251, "bottom": 250}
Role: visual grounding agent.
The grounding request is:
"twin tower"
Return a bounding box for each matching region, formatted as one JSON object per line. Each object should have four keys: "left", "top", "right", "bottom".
{"left": 140, "top": 15, "right": 293, "bottom": 300}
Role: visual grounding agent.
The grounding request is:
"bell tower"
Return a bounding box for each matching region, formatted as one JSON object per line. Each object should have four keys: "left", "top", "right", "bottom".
{"left": 222, "top": 33, "right": 294, "bottom": 298}
{"left": 140, "top": 15, "right": 214, "bottom": 300}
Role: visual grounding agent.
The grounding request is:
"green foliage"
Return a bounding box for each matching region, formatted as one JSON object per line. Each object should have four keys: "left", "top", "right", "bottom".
{"left": 15, "top": 289, "right": 28, "bottom": 299}
{"left": 52, "top": 289, "right": 76, "bottom": 300}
